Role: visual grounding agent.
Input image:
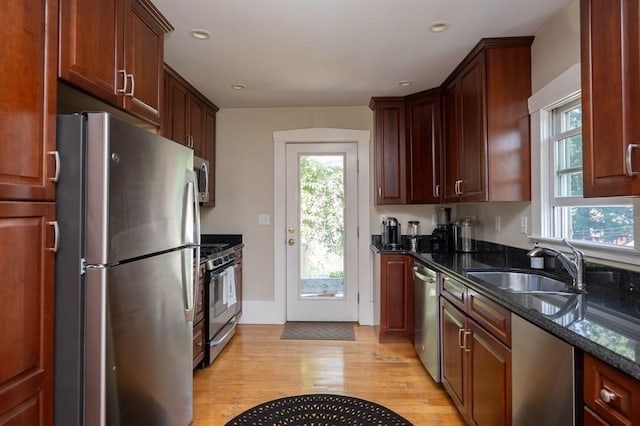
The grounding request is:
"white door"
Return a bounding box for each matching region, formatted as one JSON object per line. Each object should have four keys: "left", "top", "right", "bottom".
{"left": 285, "top": 142, "right": 358, "bottom": 321}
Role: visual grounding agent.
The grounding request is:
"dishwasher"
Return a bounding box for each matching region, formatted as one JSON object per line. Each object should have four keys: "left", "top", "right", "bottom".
{"left": 413, "top": 262, "right": 441, "bottom": 382}
{"left": 512, "top": 314, "right": 575, "bottom": 425}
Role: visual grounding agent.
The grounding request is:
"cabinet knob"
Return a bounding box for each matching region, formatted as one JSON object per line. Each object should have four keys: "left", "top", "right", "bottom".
{"left": 600, "top": 388, "right": 617, "bottom": 403}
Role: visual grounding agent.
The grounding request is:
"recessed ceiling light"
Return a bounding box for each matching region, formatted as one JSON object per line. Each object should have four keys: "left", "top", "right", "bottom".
{"left": 231, "top": 84, "right": 246, "bottom": 90}
{"left": 429, "top": 21, "right": 450, "bottom": 33}
{"left": 189, "top": 29, "right": 211, "bottom": 40}
{"left": 398, "top": 81, "right": 412, "bottom": 87}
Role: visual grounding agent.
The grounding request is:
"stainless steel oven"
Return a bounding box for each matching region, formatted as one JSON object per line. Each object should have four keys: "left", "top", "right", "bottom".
{"left": 202, "top": 245, "right": 242, "bottom": 364}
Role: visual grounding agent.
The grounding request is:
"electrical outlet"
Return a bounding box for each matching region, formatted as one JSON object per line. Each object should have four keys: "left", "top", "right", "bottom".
{"left": 520, "top": 216, "right": 528, "bottom": 234}
{"left": 495, "top": 216, "right": 501, "bottom": 231}
{"left": 258, "top": 214, "right": 270, "bottom": 225}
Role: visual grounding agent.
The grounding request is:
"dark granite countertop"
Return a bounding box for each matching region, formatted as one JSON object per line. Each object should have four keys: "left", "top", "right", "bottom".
{"left": 371, "top": 240, "right": 640, "bottom": 381}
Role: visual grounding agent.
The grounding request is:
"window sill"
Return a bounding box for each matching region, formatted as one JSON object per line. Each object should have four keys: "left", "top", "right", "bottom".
{"left": 527, "top": 235, "right": 640, "bottom": 272}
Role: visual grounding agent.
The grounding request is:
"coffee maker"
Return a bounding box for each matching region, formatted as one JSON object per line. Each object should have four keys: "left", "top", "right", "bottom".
{"left": 381, "top": 217, "right": 401, "bottom": 249}
{"left": 430, "top": 208, "right": 454, "bottom": 252}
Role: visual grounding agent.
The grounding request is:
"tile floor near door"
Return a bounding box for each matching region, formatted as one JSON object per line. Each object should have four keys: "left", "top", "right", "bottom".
{"left": 193, "top": 324, "right": 464, "bottom": 425}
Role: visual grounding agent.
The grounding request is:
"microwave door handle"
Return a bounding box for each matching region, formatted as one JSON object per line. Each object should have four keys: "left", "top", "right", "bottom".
{"left": 201, "top": 161, "right": 209, "bottom": 200}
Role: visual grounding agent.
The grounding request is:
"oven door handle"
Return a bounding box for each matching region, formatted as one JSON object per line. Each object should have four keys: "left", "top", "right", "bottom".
{"left": 209, "top": 319, "right": 237, "bottom": 345}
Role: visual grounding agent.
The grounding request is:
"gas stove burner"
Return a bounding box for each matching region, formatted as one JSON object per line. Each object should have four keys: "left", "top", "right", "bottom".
{"left": 199, "top": 243, "right": 235, "bottom": 270}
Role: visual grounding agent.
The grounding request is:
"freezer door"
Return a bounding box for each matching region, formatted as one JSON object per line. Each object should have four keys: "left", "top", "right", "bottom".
{"left": 85, "top": 249, "right": 194, "bottom": 426}
{"left": 83, "top": 112, "right": 195, "bottom": 264}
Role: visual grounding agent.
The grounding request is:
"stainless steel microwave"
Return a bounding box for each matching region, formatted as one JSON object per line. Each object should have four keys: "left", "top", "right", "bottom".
{"left": 193, "top": 156, "right": 210, "bottom": 203}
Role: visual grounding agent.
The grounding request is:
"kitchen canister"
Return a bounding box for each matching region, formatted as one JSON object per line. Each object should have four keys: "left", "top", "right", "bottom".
{"left": 454, "top": 216, "right": 479, "bottom": 252}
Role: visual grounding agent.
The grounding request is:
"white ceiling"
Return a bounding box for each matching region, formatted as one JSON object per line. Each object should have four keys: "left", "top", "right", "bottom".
{"left": 154, "top": 0, "right": 573, "bottom": 108}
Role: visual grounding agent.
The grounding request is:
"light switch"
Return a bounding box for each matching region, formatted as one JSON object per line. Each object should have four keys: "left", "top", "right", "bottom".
{"left": 259, "top": 214, "right": 270, "bottom": 225}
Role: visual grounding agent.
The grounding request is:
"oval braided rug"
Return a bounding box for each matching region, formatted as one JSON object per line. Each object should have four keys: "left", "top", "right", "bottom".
{"left": 225, "top": 393, "right": 413, "bottom": 426}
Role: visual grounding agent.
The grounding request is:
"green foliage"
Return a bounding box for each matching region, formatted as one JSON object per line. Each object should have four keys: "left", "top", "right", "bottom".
{"left": 299, "top": 156, "right": 345, "bottom": 276}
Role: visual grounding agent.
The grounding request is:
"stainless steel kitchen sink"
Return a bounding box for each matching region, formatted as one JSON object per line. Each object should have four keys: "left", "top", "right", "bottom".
{"left": 466, "top": 270, "right": 573, "bottom": 294}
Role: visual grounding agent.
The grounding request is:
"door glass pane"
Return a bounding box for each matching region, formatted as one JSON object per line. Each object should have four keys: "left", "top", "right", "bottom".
{"left": 298, "top": 154, "right": 345, "bottom": 299}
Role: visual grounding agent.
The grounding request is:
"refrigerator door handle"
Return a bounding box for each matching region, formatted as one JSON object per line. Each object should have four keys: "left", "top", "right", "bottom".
{"left": 190, "top": 170, "right": 201, "bottom": 321}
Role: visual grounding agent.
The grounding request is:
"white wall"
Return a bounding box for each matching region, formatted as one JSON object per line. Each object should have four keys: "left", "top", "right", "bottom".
{"left": 201, "top": 106, "right": 373, "bottom": 303}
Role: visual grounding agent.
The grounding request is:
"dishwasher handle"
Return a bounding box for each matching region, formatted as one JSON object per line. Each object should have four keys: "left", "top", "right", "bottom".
{"left": 412, "top": 265, "right": 437, "bottom": 283}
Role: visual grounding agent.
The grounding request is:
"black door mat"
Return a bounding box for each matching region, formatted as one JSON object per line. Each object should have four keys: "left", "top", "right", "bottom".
{"left": 280, "top": 322, "right": 356, "bottom": 341}
{"left": 225, "top": 393, "right": 412, "bottom": 425}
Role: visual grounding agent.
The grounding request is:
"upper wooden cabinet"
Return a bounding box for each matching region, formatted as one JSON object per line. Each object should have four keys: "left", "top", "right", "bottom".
{"left": 164, "top": 65, "right": 219, "bottom": 207}
{"left": 370, "top": 98, "right": 406, "bottom": 204}
{"left": 442, "top": 37, "right": 533, "bottom": 203}
{"left": 581, "top": 0, "right": 640, "bottom": 197}
{"left": 406, "top": 89, "right": 442, "bottom": 204}
{"left": 0, "top": 0, "right": 58, "bottom": 201}
{"left": 59, "top": 0, "right": 173, "bottom": 127}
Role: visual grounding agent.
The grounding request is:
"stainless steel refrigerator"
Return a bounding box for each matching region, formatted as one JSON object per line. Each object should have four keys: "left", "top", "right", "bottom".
{"left": 54, "top": 112, "right": 200, "bottom": 426}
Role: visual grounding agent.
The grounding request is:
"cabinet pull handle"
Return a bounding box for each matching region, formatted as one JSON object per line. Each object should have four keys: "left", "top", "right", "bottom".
{"left": 463, "top": 330, "right": 472, "bottom": 352}
{"left": 127, "top": 74, "right": 135, "bottom": 97}
{"left": 378, "top": 187, "right": 382, "bottom": 198}
{"left": 458, "top": 328, "right": 464, "bottom": 349}
{"left": 47, "top": 221, "right": 59, "bottom": 253}
{"left": 434, "top": 184, "right": 440, "bottom": 198}
{"left": 600, "top": 388, "right": 617, "bottom": 403}
{"left": 625, "top": 144, "right": 639, "bottom": 176}
{"left": 48, "top": 151, "right": 60, "bottom": 182}
{"left": 117, "top": 70, "right": 128, "bottom": 94}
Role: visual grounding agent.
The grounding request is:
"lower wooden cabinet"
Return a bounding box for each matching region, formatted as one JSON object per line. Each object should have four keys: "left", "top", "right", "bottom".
{"left": 583, "top": 352, "right": 640, "bottom": 425}
{"left": 440, "top": 277, "right": 512, "bottom": 425}
{"left": 378, "top": 254, "right": 413, "bottom": 341}
{"left": 193, "top": 264, "right": 206, "bottom": 368}
{"left": 0, "top": 202, "right": 55, "bottom": 424}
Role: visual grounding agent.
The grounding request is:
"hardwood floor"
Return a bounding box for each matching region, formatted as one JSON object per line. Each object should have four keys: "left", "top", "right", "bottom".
{"left": 193, "top": 324, "right": 465, "bottom": 425}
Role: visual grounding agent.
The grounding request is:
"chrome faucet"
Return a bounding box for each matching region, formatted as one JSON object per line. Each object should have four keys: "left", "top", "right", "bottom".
{"left": 527, "top": 239, "right": 587, "bottom": 292}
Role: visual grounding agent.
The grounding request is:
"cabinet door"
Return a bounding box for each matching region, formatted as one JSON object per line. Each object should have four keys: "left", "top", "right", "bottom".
{"left": 406, "top": 92, "right": 442, "bottom": 204}
{"left": 0, "top": 0, "right": 57, "bottom": 201}
{"left": 202, "top": 106, "right": 217, "bottom": 207}
{"left": 374, "top": 100, "right": 406, "bottom": 204}
{"left": 122, "top": 0, "right": 167, "bottom": 126}
{"left": 0, "top": 202, "right": 55, "bottom": 424}
{"left": 441, "top": 298, "right": 468, "bottom": 419}
{"left": 379, "top": 255, "right": 412, "bottom": 339}
{"left": 458, "top": 53, "right": 487, "bottom": 202}
{"left": 59, "top": 0, "right": 122, "bottom": 105}
{"left": 442, "top": 82, "right": 460, "bottom": 203}
{"left": 164, "top": 72, "right": 189, "bottom": 146}
{"left": 581, "top": 0, "right": 640, "bottom": 196}
{"left": 468, "top": 319, "right": 511, "bottom": 426}
{"left": 189, "top": 96, "right": 206, "bottom": 158}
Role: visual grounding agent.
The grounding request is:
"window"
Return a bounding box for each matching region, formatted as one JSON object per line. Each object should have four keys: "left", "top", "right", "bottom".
{"left": 545, "top": 97, "right": 634, "bottom": 248}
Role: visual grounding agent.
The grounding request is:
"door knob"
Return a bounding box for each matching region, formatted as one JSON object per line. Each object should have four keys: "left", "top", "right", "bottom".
{"left": 288, "top": 239, "right": 295, "bottom": 246}
{"left": 288, "top": 226, "right": 296, "bottom": 234}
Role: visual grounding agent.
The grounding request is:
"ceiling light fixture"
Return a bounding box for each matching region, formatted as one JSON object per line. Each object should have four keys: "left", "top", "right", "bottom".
{"left": 398, "top": 81, "right": 412, "bottom": 87}
{"left": 189, "top": 29, "right": 211, "bottom": 40}
{"left": 231, "top": 84, "right": 246, "bottom": 90}
{"left": 428, "top": 21, "right": 450, "bottom": 33}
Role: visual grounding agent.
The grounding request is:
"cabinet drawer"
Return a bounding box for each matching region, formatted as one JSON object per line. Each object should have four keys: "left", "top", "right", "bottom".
{"left": 584, "top": 406, "right": 609, "bottom": 426}
{"left": 467, "top": 289, "right": 511, "bottom": 346}
{"left": 584, "top": 353, "right": 640, "bottom": 425}
{"left": 193, "top": 320, "right": 205, "bottom": 369}
{"left": 440, "top": 274, "right": 466, "bottom": 310}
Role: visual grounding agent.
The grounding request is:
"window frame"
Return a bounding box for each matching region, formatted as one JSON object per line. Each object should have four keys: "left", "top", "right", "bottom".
{"left": 529, "top": 63, "right": 640, "bottom": 269}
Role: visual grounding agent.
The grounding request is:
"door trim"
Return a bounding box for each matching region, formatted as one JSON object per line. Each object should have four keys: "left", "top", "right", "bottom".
{"left": 273, "top": 128, "right": 372, "bottom": 325}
